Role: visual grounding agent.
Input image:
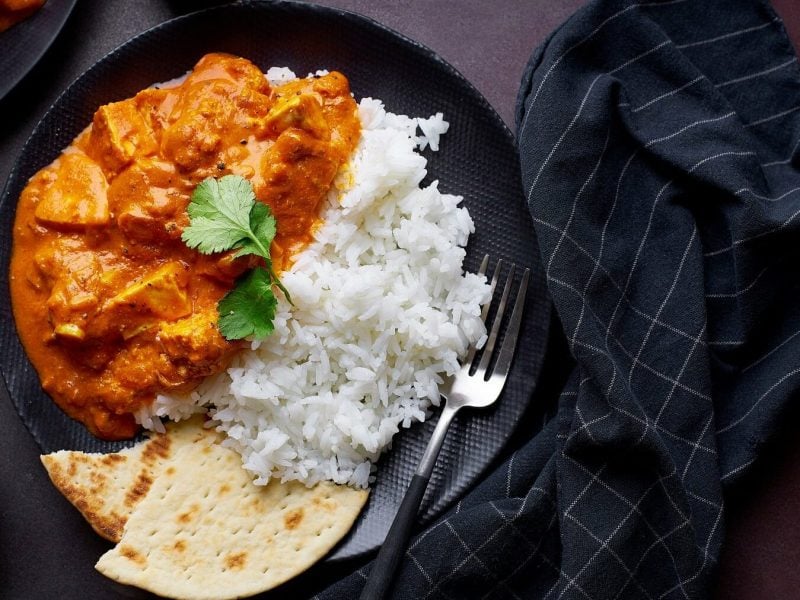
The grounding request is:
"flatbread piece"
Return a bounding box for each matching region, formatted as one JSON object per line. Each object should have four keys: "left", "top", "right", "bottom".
{"left": 42, "top": 417, "right": 368, "bottom": 598}
{"left": 40, "top": 416, "right": 216, "bottom": 541}
{"left": 95, "top": 440, "right": 368, "bottom": 599}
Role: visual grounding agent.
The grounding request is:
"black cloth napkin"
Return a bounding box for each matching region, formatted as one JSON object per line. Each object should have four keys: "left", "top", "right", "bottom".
{"left": 320, "top": 0, "right": 800, "bottom": 597}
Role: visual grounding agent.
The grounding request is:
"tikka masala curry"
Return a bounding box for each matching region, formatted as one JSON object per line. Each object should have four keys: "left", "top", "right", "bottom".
{"left": 10, "top": 53, "right": 360, "bottom": 440}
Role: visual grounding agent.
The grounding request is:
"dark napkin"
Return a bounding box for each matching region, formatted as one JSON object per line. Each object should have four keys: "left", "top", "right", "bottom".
{"left": 320, "top": 0, "right": 800, "bottom": 598}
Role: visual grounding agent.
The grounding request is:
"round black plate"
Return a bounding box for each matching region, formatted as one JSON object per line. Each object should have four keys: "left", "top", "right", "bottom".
{"left": 0, "top": 0, "right": 77, "bottom": 100}
{"left": 0, "top": 0, "right": 551, "bottom": 563}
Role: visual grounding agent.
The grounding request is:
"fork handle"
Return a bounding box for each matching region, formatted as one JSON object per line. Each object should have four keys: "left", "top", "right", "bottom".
{"left": 360, "top": 404, "right": 459, "bottom": 600}
{"left": 360, "top": 473, "right": 430, "bottom": 599}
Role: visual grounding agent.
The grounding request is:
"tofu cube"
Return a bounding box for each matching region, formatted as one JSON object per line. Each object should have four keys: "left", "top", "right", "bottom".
{"left": 34, "top": 153, "right": 110, "bottom": 229}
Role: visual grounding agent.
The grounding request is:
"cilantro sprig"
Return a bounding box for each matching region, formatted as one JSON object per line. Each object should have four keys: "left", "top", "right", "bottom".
{"left": 182, "top": 175, "right": 289, "bottom": 340}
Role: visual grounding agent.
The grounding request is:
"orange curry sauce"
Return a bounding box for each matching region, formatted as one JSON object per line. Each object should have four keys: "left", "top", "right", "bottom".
{"left": 10, "top": 54, "right": 360, "bottom": 439}
{"left": 0, "top": 0, "right": 45, "bottom": 32}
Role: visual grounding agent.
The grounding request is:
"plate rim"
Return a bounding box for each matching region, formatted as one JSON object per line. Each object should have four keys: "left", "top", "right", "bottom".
{"left": 0, "top": 0, "right": 79, "bottom": 101}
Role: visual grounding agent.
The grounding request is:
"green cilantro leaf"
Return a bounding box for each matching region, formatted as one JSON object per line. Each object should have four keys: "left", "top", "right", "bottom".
{"left": 231, "top": 201, "right": 276, "bottom": 260}
{"left": 217, "top": 268, "right": 278, "bottom": 340}
{"left": 249, "top": 202, "right": 277, "bottom": 252}
{"left": 182, "top": 175, "right": 265, "bottom": 255}
{"left": 181, "top": 174, "right": 289, "bottom": 340}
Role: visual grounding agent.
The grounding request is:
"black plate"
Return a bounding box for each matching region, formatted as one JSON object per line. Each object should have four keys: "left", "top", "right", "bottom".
{"left": 0, "top": 0, "right": 77, "bottom": 100}
{"left": 0, "top": 0, "right": 551, "bottom": 565}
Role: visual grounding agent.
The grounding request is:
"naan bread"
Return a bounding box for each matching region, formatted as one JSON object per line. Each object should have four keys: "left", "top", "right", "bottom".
{"left": 41, "top": 418, "right": 368, "bottom": 598}
{"left": 40, "top": 416, "right": 216, "bottom": 541}
{"left": 95, "top": 440, "right": 368, "bottom": 599}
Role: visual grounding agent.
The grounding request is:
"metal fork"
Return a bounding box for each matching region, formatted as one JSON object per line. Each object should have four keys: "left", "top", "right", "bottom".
{"left": 360, "top": 256, "right": 530, "bottom": 600}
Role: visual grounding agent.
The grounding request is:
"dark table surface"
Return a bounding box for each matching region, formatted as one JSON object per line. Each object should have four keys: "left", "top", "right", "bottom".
{"left": 1, "top": 1, "right": 799, "bottom": 598}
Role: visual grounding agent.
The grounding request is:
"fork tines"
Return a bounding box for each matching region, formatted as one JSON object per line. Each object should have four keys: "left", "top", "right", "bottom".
{"left": 467, "top": 255, "right": 530, "bottom": 381}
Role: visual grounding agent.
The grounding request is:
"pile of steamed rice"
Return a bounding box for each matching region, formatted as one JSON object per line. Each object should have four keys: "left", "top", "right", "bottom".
{"left": 136, "top": 68, "right": 491, "bottom": 488}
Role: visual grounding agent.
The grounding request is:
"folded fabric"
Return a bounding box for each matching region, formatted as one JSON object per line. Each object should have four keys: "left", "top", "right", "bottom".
{"left": 321, "top": 0, "right": 800, "bottom": 597}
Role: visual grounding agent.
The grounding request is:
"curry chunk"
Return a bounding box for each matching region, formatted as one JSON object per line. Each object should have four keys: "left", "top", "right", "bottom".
{"left": 272, "top": 72, "right": 360, "bottom": 156}
{"left": 260, "top": 129, "right": 339, "bottom": 240}
{"left": 117, "top": 209, "right": 179, "bottom": 245}
{"left": 264, "top": 93, "right": 329, "bottom": 139}
{"left": 161, "top": 54, "right": 273, "bottom": 174}
{"left": 34, "top": 153, "right": 109, "bottom": 229}
{"left": 157, "top": 312, "right": 235, "bottom": 380}
{"left": 103, "top": 262, "right": 192, "bottom": 323}
{"left": 108, "top": 160, "right": 189, "bottom": 244}
{"left": 133, "top": 88, "right": 178, "bottom": 142}
{"left": 108, "top": 160, "right": 187, "bottom": 216}
{"left": 48, "top": 260, "right": 192, "bottom": 345}
{"left": 194, "top": 251, "right": 260, "bottom": 285}
{"left": 45, "top": 250, "right": 103, "bottom": 343}
{"left": 89, "top": 100, "right": 159, "bottom": 176}
{"left": 181, "top": 52, "right": 272, "bottom": 93}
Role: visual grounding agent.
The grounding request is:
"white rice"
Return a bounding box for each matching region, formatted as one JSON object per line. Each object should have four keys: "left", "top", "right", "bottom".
{"left": 136, "top": 72, "right": 489, "bottom": 488}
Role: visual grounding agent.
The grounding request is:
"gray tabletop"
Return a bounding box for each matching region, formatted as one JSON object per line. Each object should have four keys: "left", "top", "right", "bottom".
{"left": 1, "top": 1, "right": 799, "bottom": 599}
